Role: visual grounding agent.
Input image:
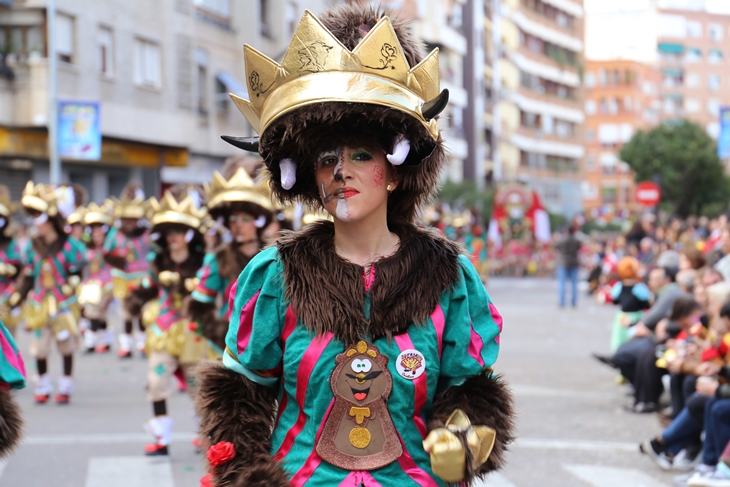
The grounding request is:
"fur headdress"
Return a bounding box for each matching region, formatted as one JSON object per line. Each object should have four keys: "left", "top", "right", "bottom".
{"left": 222, "top": 4, "right": 448, "bottom": 223}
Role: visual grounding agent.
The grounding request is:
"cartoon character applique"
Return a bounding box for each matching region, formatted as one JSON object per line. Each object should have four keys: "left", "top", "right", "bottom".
{"left": 316, "top": 341, "right": 403, "bottom": 470}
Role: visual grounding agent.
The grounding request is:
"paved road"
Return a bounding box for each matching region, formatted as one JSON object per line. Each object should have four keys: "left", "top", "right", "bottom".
{"left": 2, "top": 278, "right": 677, "bottom": 486}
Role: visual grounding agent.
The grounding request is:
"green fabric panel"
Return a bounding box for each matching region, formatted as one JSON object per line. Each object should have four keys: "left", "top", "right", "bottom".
{"left": 0, "top": 322, "right": 25, "bottom": 390}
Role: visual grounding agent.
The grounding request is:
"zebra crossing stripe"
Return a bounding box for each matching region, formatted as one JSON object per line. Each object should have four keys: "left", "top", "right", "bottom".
{"left": 563, "top": 464, "right": 671, "bottom": 487}
{"left": 85, "top": 456, "right": 174, "bottom": 487}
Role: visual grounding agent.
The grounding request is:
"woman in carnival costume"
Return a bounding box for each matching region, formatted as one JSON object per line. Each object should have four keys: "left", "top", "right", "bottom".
{"left": 0, "top": 185, "right": 23, "bottom": 336}
{"left": 104, "top": 183, "right": 152, "bottom": 358}
{"left": 196, "top": 5, "right": 514, "bottom": 487}
{"left": 187, "top": 160, "right": 274, "bottom": 354}
{"left": 125, "top": 188, "right": 213, "bottom": 456}
{"left": 0, "top": 319, "right": 26, "bottom": 459}
{"left": 78, "top": 202, "right": 116, "bottom": 353}
{"left": 11, "top": 182, "right": 86, "bottom": 404}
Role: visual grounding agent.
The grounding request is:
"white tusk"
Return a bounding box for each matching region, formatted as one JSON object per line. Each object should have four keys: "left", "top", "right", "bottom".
{"left": 280, "top": 159, "right": 297, "bottom": 190}
{"left": 386, "top": 135, "right": 410, "bottom": 165}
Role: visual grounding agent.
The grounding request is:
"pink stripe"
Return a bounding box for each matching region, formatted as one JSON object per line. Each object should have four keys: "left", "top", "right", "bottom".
{"left": 363, "top": 266, "right": 376, "bottom": 291}
{"left": 394, "top": 333, "right": 428, "bottom": 438}
{"left": 430, "top": 304, "right": 445, "bottom": 358}
{"left": 397, "top": 436, "right": 440, "bottom": 487}
{"left": 274, "top": 306, "right": 298, "bottom": 428}
{"left": 235, "top": 290, "right": 261, "bottom": 355}
{"left": 338, "top": 471, "right": 384, "bottom": 487}
{"left": 0, "top": 331, "right": 25, "bottom": 379}
{"left": 468, "top": 320, "right": 485, "bottom": 367}
{"left": 225, "top": 280, "right": 238, "bottom": 320}
{"left": 489, "top": 302, "right": 503, "bottom": 346}
{"left": 274, "top": 332, "right": 333, "bottom": 462}
{"left": 288, "top": 398, "right": 336, "bottom": 487}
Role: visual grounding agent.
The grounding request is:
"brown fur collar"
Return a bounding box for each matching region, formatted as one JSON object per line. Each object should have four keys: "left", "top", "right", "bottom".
{"left": 214, "top": 242, "right": 261, "bottom": 283}
{"left": 276, "top": 220, "right": 462, "bottom": 344}
{"left": 31, "top": 232, "right": 68, "bottom": 258}
{"left": 0, "top": 390, "right": 23, "bottom": 459}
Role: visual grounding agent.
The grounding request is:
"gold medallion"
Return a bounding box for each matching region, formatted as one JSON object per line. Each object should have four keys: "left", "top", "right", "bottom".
{"left": 349, "top": 427, "right": 371, "bottom": 449}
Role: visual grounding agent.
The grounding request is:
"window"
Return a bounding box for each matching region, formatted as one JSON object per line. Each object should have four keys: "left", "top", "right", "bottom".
{"left": 709, "top": 49, "right": 723, "bottom": 64}
{"left": 555, "top": 120, "right": 573, "bottom": 137}
{"left": 586, "top": 153, "right": 596, "bottom": 170}
{"left": 708, "top": 98, "right": 721, "bottom": 117}
{"left": 685, "top": 47, "right": 702, "bottom": 63}
{"left": 134, "top": 38, "right": 161, "bottom": 88}
{"left": 98, "top": 26, "right": 113, "bottom": 76}
{"left": 709, "top": 74, "right": 721, "bottom": 92}
{"left": 685, "top": 98, "right": 700, "bottom": 113}
{"left": 687, "top": 21, "right": 702, "bottom": 38}
{"left": 601, "top": 186, "right": 618, "bottom": 204}
{"left": 585, "top": 129, "right": 595, "bottom": 142}
{"left": 686, "top": 72, "right": 700, "bottom": 87}
{"left": 196, "top": 48, "right": 208, "bottom": 115}
{"left": 709, "top": 23, "right": 723, "bottom": 42}
{"left": 623, "top": 96, "right": 632, "bottom": 111}
{"left": 56, "top": 13, "right": 74, "bottom": 63}
{"left": 542, "top": 114, "right": 554, "bottom": 134}
{"left": 194, "top": 0, "right": 230, "bottom": 17}
{"left": 584, "top": 72, "right": 595, "bottom": 88}
{"left": 585, "top": 100, "right": 596, "bottom": 115}
{"left": 260, "top": 0, "right": 272, "bottom": 38}
{"left": 520, "top": 111, "right": 541, "bottom": 129}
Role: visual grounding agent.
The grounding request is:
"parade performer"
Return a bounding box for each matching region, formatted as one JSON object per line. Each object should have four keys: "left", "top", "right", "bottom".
{"left": 125, "top": 188, "right": 211, "bottom": 456}
{"left": 196, "top": 5, "right": 514, "bottom": 486}
{"left": 0, "top": 186, "right": 22, "bottom": 336}
{"left": 65, "top": 184, "right": 88, "bottom": 241}
{"left": 105, "top": 184, "right": 151, "bottom": 358}
{"left": 187, "top": 161, "right": 274, "bottom": 352}
{"left": 12, "top": 182, "right": 86, "bottom": 404}
{"left": 0, "top": 319, "right": 25, "bottom": 458}
{"left": 79, "top": 202, "right": 116, "bottom": 353}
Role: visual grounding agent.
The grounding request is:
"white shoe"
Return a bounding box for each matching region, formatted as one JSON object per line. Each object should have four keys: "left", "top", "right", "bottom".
{"left": 674, "top": 448, "right": 703, "bottom": 471}
{"left": 676, "top": 465, "right": 717, "bottom": 486}
{"left": 688, "top": 468, "right": 730, "bottom": 487}
{"left": 57, "top": 376, "right": 75, "bottom": 395}
{"left": 83, "top": 328, "right": 96, "bottom": 350}
{"left": 641, "top": 439, "right": 673, "bottom": 470}
{"left": 143, "top": 416, "right": 173, "bottom": 456}
{"left": 118, "top": 333, "right": 133, "bottom": 358}
{"left": 34, "top": 374, "right": 52, "bottom": 403}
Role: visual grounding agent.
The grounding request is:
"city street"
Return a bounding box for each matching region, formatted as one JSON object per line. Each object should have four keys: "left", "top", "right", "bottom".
{"left": 2, "top": 278, "right": 678, "bottom": 487}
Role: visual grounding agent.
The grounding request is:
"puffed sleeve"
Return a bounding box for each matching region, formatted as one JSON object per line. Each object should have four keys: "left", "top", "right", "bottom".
{"left": 223, "top": 247, "right": 287, "bottom": 387}
{"left": 0, "top": 321, "right": 25, "bottom": 390}
{"left": 65, "top": 237, "right": 87, "bottom": 273}
{"left": 102, "top": 227, "right": 118, "bottom": 253}
{"left": 192, "top": 253, "right": 223, "bottom": 304}
{"left": 439, "top": 255, "right": 502, "bottom": 388}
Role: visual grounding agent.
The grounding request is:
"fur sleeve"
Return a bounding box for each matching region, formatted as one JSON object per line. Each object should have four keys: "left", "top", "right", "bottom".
{"left": 103, "top": 253, "right": 127, "bottom": 270}
{"left": 428, "top": 372, "right": 515, "bottom": 484}
{"left": 123, "top": 285, "right": 158, "bottom": 319}
{"left": 0, "top": 389, "right": 23, "bottom": 459}
{"left": 185, "top": 298, "right": 228, "bottom": 351}
{"left": 195, "top": 361, "right": 289, "bottom": 487}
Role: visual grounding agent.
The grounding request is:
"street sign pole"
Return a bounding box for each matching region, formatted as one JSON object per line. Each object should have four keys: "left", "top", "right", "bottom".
{"left": 48, "top": 0, "right": 61, "bottom": 184}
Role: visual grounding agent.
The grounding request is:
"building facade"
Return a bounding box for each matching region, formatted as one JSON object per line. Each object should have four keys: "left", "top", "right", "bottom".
{"left": 582, "top": 59, "right": 660, "bottom": 212}
{"left": 0, "top": 0, "right": 333, "bottom": 201}
{"left": 495, "top": 0, "right": 585, "bottom": 217}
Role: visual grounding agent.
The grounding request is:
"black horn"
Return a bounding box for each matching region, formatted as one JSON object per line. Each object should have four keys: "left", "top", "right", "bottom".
{"left": 221, "top": 135, "right": 259, "bottom": 153}
{"left": 421, "top": 89, "right": 449, "bottom": 120}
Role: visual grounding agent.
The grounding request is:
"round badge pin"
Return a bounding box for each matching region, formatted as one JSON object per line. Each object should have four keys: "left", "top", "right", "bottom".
{"left": 396, "top": 349, "right": 426, "bottom": 380}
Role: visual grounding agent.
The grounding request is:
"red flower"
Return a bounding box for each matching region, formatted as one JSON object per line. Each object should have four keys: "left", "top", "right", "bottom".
{"left": 207, "top": 441, "right": 235, "bottom": 467}
{"left": 200, "top": 474, "right": 213, "bottom": 487}
{"left": 188, "top": 322, "right": 198, "bottom": 332}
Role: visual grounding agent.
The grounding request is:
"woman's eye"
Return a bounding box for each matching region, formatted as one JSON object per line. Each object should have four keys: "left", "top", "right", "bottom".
{"left": 352, "top": 151, "right": 373, "bottom": 161}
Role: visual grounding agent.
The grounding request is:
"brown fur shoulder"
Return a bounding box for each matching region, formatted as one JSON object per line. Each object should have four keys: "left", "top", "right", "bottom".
{"left": 276, "top": 220, "right": 461, "bottom": 344}
{"left": 428, "top": 372, "right": 516, "bottom": 480}
{"left": 195, "top": 361, "right": 288, "bottom": 487}
{"left": 0, "top": 390, "right": 23, "bottom": 459}
{"left": 215, "top": 243, "right": 256, "bottom": 283}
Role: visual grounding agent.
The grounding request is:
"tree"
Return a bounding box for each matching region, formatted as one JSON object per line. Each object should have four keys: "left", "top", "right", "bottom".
{"left": 620, "top": 120, "right": 730, "bottom": 217}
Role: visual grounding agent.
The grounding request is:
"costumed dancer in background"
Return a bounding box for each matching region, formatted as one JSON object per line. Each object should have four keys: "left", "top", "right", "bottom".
{"left": 65, "top": 184, "right": 88, "bottom": 241}
{"left": 187, "top": 161, "right": 274, "bottom": 356}
{"left": 79, "top": 203, "right": 116, "bottom": 353}
{"left": 12, "top": 182, "right": 86, "bottom": 404}
{"left": 125, "top": 188, "right": 210, "bottom": 456}
{"left": 0, "top": 186, "right": 23, "bottom": 336}
{"left": 104, "top": 184, "right": 151, "bottom": 358}
{"left": 0, "top": 319, "right": 25, "bottom": 459}
{"left": 196, "top": 5, "right": 514, "bottom": 487}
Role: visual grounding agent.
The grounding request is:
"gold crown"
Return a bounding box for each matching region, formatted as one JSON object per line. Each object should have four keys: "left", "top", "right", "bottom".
{"left": 84, "top": 201, "right": 114, "bottom": 227}
{"left": 149, "top": 191, "right": 207, "bottom": 230}
{"left": 205, "top": 167, "right": 274, "bottom": 212}
{"left": 0, "top": 189, "right": 17, "bottom": 218}
{"left": 110, "top": 193, "right": 146, "bottom": 219}
{"left": 67, "top": 205, "right": 87, "bottom": 225}
{"left": 22, "top": 181, "right": 59, "bottom": 216}
{"left": 234, "top": 10, "right": 442, "bottom": 140}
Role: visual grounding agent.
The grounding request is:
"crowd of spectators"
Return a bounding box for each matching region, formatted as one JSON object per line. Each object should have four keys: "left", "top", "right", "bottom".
{"left": 587, "top": 213, "right": 730, "bottom": 487}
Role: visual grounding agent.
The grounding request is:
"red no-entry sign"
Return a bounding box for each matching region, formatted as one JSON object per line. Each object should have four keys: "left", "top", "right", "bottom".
{"left": 635, "top": 181, "right": 661, "bottom": 206}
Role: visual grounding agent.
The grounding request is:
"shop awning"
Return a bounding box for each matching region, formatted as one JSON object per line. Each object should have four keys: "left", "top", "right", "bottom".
{"left": 658, "top": 42, "right": 684, "bottom": 54}
{"left": 662, "top": 68, "right": 683, "bottom": 77}
{"left": 215, "top": 71, "right": 248, "bottom": 100}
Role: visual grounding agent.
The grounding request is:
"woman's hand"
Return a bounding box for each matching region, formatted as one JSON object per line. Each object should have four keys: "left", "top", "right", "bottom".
{"left": 696, "top": 377, "right": 720, "bottom": 397}
{"left": 696, "top": 362, "right": 722, "bottom": 377}
{"left": 667, "top": 357, "right": 684, "bottom": 374}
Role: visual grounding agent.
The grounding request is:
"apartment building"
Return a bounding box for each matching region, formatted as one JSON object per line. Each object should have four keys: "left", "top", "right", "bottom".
{"left": 496, "top": 0, "right": 585, "bottom": 217}
{"left": 656, "top": 5, "right": 730, "bottom": 137}
{"left": 582, "top": 60, "right": 661, "bottom": 212}
{"left": 0, "top": 0, "right": 332, "bottom": 201}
